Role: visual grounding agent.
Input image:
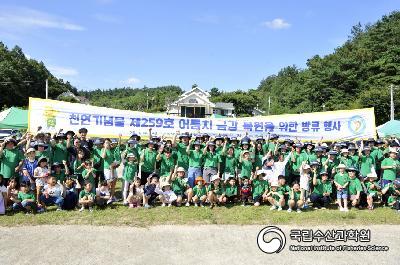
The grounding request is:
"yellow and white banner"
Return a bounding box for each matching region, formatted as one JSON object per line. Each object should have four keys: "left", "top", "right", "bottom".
{"left": 28, "top": 97, "right": 376, "bottom": 140}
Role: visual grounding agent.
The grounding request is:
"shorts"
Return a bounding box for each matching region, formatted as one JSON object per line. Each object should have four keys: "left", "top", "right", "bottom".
{"left": 104, "top": 168, "right": 118, "bottom": 182}
{"left": 253, "top": 195, "right": 262, "bottom": 202}
{"left": 336, "top": 189, "right": 348, "bottom": 199}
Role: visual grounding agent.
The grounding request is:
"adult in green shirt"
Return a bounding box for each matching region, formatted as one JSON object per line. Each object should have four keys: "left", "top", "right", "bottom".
{"left": 310, "top": 171, "right": 332, "bottom": 209}
{"left": 202, "top": 142, "right": 220, "bottom": 183}
{"left": 140, "top": 141, "right": 157, "bottom": 185}
{"left": 220, "top": 146, "right": 238, "bottom": 179}
{"left": 347, "top": 168, "right": 363, "bottom": 208}
{"left": 0, "top": 138, "right": 24, "bottom": 183}
{"left": 172, "top": 133, "right": 190, "bottom": 170}
{"left": 186, "top": 140, "right": 203, "bottom": 188}
{"left": 222, "top": 177, "right": 238, "bottom": 204}
{"left": 156, "top": 147, "right": 175, "bottom": 181}
{"left": 51, "top": 133, "right": 68, "bottom": 164}
{"left": 381, "top": 149, "right": 400, "bottom": 185}
{"left": 358, "top": 147, "right": 375, "bottom": 178}
{"left": 252, "top": 172, "right": 269, "bottom": 206}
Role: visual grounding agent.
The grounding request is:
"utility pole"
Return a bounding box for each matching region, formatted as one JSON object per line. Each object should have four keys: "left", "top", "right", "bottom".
{"left": 45, "top": 79, "right": 48, "bottom": 99}
{"left": 267, "top": 96, "right": 271, "bottom": 115}
{"left": 390, "top": 85, "right": 395, "bottom": 121}
{"left": 146, "top": 91, "right": 149, "bottom": 110}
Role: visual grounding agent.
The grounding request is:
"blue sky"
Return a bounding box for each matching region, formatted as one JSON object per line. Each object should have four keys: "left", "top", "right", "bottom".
{"left": 0, "top": 0, "right": 398, "bottom": 92}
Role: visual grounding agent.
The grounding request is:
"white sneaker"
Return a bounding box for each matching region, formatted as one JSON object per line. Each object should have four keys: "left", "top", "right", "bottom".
{"left": 254, "top": 202, "right": 260, "bottom": 207}
{"left": 161, "top": 203, "right": 166, "bottom": 207}
{"left": 270, "top": 206, "right": 276, "bottom": 211}
{"left": 194, "top": 203, "right": 198, "bottom": 207}
{"left": 168, "top": 203, "right": 172, "bottom": 207}
{"left": 277, "top": 207, "right": 282, "bottom": 211}
{"left": 297, "top": 209, "right": 302, "bottom": 213}
{"left": 343, "top": 208, "right": 349, "bottom": 212}
{"left": 89, "top": 207, "right": 93, "bottom": 212}
{"left": 79, "top": 207, "right": 85, "bottom": 212}
{"left": 287, "top": 208, "right": 292, "bottom": 213}
{"left": 185, "top": 202, "right": 190, "bottom": 207}
{"left": 200, "top": 203, "right": 205, "bottom": 208}
{"left": 339, "top": 207, "right": 344, "bottom": 211}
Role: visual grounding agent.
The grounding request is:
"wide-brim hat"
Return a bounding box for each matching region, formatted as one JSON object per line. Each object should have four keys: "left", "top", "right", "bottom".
{"left": 207, "top": 141, "right": 216, "bottom": 146}
{"left": 336, "top": 164, "right": 347, "bottom": 169}
{"left": 362, "top": 147, "right": 371, "bottom": 152}
{"left": 127, "top": 153, "right": 136, "bottom": 158}
{"left": 38, "top": 156, "right": 48, "bottom": 163}
{"left": 193, "top": 141, "right": 202, "bottom": 146}
{"left": 320, "top": 171, "right": 329, "bottom": 176}
{"left": 176, "top": 167, "right": 186, "bottom": 173}
{"left": 256, "top": 169, "right": 266, "bottom": 176}
{"left": 341, "top": 148, "right": 349, "bottom": 154}
{"left": 34, "top": 141, "right": 48, "bottom": 150}
{"left": 310, "top": 161, "right": 320, "bottom": 167}
{"left": 314, "top": 147, "right": 323, "bottom": 152}
{"left": 210, "top": 175, "right": 220, "bottom": 182}
{"left": 4, "top": 137, "right": 17, "bottom": 145}
{"left": 55, "top": 133, "right": 66, "bottom": 139}
{"left": 25, "top": 147, "right": 36, "bottom": 154}
{"left": 214, "top": 135, "right": 224, "bottom": 141}
{"left": 294, "top": 143, "right": 303, "bottom": 148}
{"left": 346, "top": 167, "right": 358, "bottom": 172}
{"left": 366, "top": 173, "right": 378, "bottom": 179}
{"left": 94, "top": 138, "right": 104, "bottom": 145}
{"left": 270, "top": 181, "right": 279, "bottom": 187}
{"left": 389, "top": 148, "right": 398, "bottom": 154}
{"left": 328, "top": 150, "right": 338, "bottom": 155}
{"left": 51, "top": 162, "right": 62, "bottom": 169}
{"left": 195, "top": 176, "right": 206, "bottom": 185}
{"left": 130, "top": 133, "right": 141, "bottom": 141}
{"left": 179, "top": 133, "right": 191, "bottom": 139}
{"left": 269, "top": 134, "right": 279, "bottom": 140}
{"left": 160, "top": 182, "right": 171, "bottom": 189}
{"left": 303, "top": 164, "right": 311, "bottom": 170}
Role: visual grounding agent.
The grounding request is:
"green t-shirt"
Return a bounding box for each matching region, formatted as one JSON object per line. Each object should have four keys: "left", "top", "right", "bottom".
{"left": 262, "top": 142, "right": 275, "bottom": 153}
{"left": 0, "top": 148, "right": 24, "bottom": 178}
{"left": 54, "top": 171, "right": 66, "bottom": 184}
{"left": 52, "top": 142, "right": 68, "bottom": 164}
{"left": 192, "top": 185, "right": 207, "bottom": 197}
{"left": 79, "top": 190, "right": 95, "bottom": 199}
{"left": 207, "top": 182, "right": 223, "bottom": 195}
{"left": 348, "top": 177, "right": 363, "bottom": 195}
{"left": 340, "top": 156, "right": 354, "bottom": 168}
{"left": 123, "top": 161, "right": 138, "bottom": 181}
{"left": 240, "top": 159, "right": 252, "bottom": 178}
{"left": 36, "top": 149, "right": 52, "bottom": 164}
{"left": 384, "top": 183, "right": 400, "bottom": 196}
{"left": 141, "top": 149, "right": 157, "bottom": 173}
{"left": 272, "top": 189, "right": 284, "bottom": 201}
{"left": 73, "top": 159, "right": 84, "bottom": 175}
{"left": 312, "top": 179, "right": 332, "bottom": 196}
{"left": 171, "top": 177, "right": 187, "bottom": 195}
{"left": 365, "top": 181, "right": 379, "bottom": 196}
{"left": 159, "top": 154, "right": 175, "bottom": 177}
{"left": 291, "top": 190, "right": 302, "bottom": 201}
{"left": 381, "top": 158, "right": 399, "bottom": 181}
{"left": 334, "top": 172, "right": 349, "bottom": 187}
{"left": 254, "top": 152, "right": 264, "bottom": 169}
{"left": 252, "top": 178, "right": 269, "bottom": 198}
{"left": 102, "top": 148, "right": 115, "bottom": 170}
{"left": 17, "top": 191, "right": 35, "bottom": 201}
{"left": 92, "top": 147, "right": 104, "bottom": 170}
{"left": 203, "top": 152, "right": 219, "bottom": 168}
{"left": 113, "top": 146, "right": 122, "bottom": 163}
{"left": 359, "top": 155, "right": 375, "bottom": 177}
{"left": 176, "top": 143, "right": 189, "bottom": 169}
{"left": 222, "top": 155, "right": 237, "bottom": 175}
{"left": 291, "top": 152, "right": 308, "bottom": 175}
{"left": 278, "top": 184, "right": 291, "bottom": 196}
{"left": 188, "top": 150, "right": 203, "bottom": 168}
{"left": 224, "top": 184, "right": 238, "bottom": 197}
{"left": 82, "top": 168, "right": 96, "bottom": 187}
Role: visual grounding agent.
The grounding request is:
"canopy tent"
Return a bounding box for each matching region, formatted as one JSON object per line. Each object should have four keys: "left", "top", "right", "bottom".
{"left": 0, "top": 107, "right": 28, "bottom": 129}
{"left": 377, "top": 120, "right": 400, "bottom": 137}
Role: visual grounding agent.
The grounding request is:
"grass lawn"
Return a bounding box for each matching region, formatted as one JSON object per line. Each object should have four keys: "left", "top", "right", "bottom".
{"left": 1, "top": 181, "right": 399, "bottom": 227}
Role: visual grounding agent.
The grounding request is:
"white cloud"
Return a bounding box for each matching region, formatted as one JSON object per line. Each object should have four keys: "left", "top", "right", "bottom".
{"left": 262, "top": 18, "right": 291, "bottom": 30}
{"left": 92, "top": 13, "right": 121, "bottom": 24}
{"left": 48, "top": 66, "right": 79, "bottom": 77}
{"left": 125, "top": 77, "right": 141, "bottom": 85}
{"left": 0, "top": 6, "right": 85, "bottom": 33}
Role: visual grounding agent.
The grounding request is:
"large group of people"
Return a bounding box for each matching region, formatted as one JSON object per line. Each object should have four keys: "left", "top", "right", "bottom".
{"left": 0, "top": 127, "right": 399, "bottom": 215}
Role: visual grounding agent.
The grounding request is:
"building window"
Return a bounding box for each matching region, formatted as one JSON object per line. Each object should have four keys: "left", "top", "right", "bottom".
{"left": 181, "top": 106, "right": 205, "bottom": 118}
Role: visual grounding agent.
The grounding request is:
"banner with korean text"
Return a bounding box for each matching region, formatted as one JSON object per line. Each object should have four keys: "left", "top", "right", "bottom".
{"left": 28, "top": 97, "right": 376, "bottom": 140}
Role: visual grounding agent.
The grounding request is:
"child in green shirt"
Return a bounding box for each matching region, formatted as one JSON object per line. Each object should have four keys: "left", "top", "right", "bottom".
{"left": 122, "top": 153, "right": 138, "bottom": 205}
{"left": 221, "top": 177, "right": 238, "bottom": 204}
{"left": 288, "top": 182, "right": 303, "bottom": 213}
{"left": 12, "top": 182, "right": 36, "bottom": 214}
{"left": 365, "top": 173, "right": 380, "bottom": 210}
{"left": 79, "top": 182, "right": 95, "bottom": 212}
{"left": 334, "top": 164, "right": 350, "bottom": 212}
{"left": 207, "top": 174, "right": 223, "bottom": 208}
{"left": 266, "top": 182, "right": 284, "bottom": 211}
{"left": 82, "top": 160, "right": 96, "bottom": 193}
{"left": 191, "top": 176, "right": 207, "bottom": 207}
{"left": 251, "top": 170, "right": 269, "bottom": 206}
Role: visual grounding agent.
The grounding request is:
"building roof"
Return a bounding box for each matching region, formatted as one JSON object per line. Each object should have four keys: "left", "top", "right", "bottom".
{"left": 170, "top": 86, "right": 215, "bottom": 107}
{"left": 214, "top": 102, "right": 234, "bottom": 110}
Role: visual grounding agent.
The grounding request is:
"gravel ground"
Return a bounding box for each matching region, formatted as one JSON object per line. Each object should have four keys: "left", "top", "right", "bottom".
{"left": 0, "top": 225, "right": 398, "bottom": 265}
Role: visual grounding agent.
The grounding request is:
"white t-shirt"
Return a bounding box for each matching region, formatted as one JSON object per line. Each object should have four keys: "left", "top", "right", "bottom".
{"left": 0, "top": 185, "right": 6, "bottom": 199}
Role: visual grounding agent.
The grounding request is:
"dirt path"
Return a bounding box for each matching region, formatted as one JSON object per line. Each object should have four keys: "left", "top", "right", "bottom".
{"left": 0, "top": 225, "right": 398, "bottom": 265}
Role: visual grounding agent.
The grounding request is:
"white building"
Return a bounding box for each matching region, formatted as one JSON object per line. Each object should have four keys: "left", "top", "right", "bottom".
{"left": 166, "top": 86, "right": 234, "bottom": 118}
